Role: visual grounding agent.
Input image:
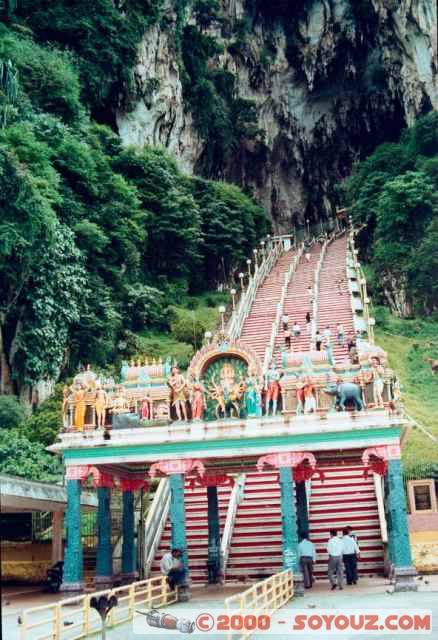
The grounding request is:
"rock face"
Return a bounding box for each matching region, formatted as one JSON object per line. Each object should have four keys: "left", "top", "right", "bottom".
{"left": 117, "top": 0, "right": 437, "bottom": 230}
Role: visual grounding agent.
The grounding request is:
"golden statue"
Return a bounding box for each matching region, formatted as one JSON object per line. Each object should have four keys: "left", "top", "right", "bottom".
{"left": 111, "top": 387, "right": 130, "bottom": 414}
{"left": 94, "top": 386, "right": 108, "bottom": 428}
{"left": 73, "top": 385, "right": 86, "bottom": 431}
{"left": 167, "top": 366, "right": 188, "bottom": 421}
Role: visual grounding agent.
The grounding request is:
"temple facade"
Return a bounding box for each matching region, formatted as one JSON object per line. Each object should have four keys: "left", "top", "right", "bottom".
{"left": 51, "top": 229, "right": 417, "bottom": 596}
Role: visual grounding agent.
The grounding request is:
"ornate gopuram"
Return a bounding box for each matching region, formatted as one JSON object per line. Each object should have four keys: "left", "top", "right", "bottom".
{"left": 51, "top": 231, "right": 417, "bottom": 597}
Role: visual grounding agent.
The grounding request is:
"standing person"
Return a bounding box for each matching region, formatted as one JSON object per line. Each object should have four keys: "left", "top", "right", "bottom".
{"left": 315, "top": 331, "right": 322, "bottom": 351}
{"left": 160, "top": 549, "right": 186, "bottom": 590}
{"left": 284, "top": 328, "right": 292, "bottom": 349}
{"left": 307, "top": 286, "right": 313, "bottom": 304}
{"left": 346, "top": 525, "right": 360, "bottom": 584}
{"left": 282, "top": 313, "right": 289, "bottom": 332}
{"left": 347, "top": 332, "right": 356, "bottom": 353}
{"left": 298, "top": 534, "right": 316, "bottom": 589}
{"left": 342, "top": 528, "right": 360, "bottom": 585}
{"left": 305, "top": 311, "right": 311, "bottom": 335}
{"left": 327, "top": 529, "right": 344, "bottom": 590}
{"left": 323, "top": 325, "right": 332, "bottom": 341}
{"left": 337, "top": 323, "right": 345, "bottom": 346}
{"left": 293, "top": 321, "right": 301, "bottom": 337}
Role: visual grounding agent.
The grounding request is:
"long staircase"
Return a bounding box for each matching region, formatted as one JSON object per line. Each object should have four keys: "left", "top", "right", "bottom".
{"left": 317, "top": 235, "right": 354, "bottom": 363}
{"left": 226, "top": 471, "right": 283, "bottom": 582}
{"left": 239, "top": 250, "right": 294, "bottom": 362}
{"left": 148, "top": 232, "right": 386, "bottom": 586}
{"left": 309, "top": 464, "right": 384, "bottom": 578}
{"left": 273, "top": 242, "right": 322, "bottom": 365}
{"left": 151, "top": 481, "right": 232, "bottom": 585}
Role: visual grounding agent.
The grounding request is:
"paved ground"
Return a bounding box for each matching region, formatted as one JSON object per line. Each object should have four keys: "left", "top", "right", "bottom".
{"left": 3, "top": 577, "right": 437, "bottom": 639}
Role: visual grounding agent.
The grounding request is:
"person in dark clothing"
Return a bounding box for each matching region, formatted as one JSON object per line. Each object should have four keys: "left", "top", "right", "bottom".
{"left": 342, "top": 528, "right": 360, "bottom": 585}
{"left": 160, "top": 549, "right": 186, "bottom": 590}
{"left": 315, "top": 331, "right": 322, "bottom": 351}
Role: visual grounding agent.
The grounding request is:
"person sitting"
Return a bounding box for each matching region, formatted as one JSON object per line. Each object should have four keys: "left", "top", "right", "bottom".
{"left": 293, "top": 322, "right": 301, "bottom": 337}
{"left": 298, "top": 534, "right": 316, "bottom": 589}
{"left": 160, "top": 548, "right": 186, "bottom": 590}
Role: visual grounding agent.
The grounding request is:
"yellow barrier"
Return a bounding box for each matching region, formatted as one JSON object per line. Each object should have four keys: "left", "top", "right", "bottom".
{"left": 20, "top": 575, "right": 177, "bottom": 640}
{"left": 224, "top": 570, "right": 293, "bottom": 640}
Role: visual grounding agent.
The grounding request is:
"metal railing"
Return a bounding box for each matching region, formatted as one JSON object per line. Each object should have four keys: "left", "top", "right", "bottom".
{"left": 224, "top": 570, "right": 294, "bottom": 639}
{"left": 310, "top": 236, "right": 330, "bottom": 347}
{"left": 263, "top": 243, "right": 304, "bottom": 371}
{"left": 348, "top": 230, "right": 375, "bottom": 343}
{"left": 228, "top": 240, "right": 284, "bottom": 340}
{"left": 19, "top": 576, "right": 177, "bottom": 640}
{"left": 221, "top": 475, "right": 245, "bottom": 575}
{"left": 143, "top": 478, "right": 170, "bottom": 577}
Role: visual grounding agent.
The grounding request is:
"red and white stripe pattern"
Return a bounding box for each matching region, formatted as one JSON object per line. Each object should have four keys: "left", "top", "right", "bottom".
{"left": 309, "top": 465, "right": 384, "bottom": 578}
{"left": 151, "top": 481, "right": 232, "bottom": 585}
{"left": 239, "top": 250, "right": 295, "bottom": 362}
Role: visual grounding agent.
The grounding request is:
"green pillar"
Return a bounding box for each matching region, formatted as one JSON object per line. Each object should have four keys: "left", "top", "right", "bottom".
{"left": 61, "top": 479, "right": 84, "bottom": 591}
{"left": 207, "top": 486, "right": 221, "bottom": 584}
{"left": 386, "top": 459, "right": 417, "bottom": 591}
{"left": 94, "top": 487, "right": 113, "bottom": 588}
{"left": 279, "top": 467, "right": 303, "bottom": 596}
{"left": 169, "top": 473, "right": 190, "bottom": 599}
{"left": 121, "top": 489, "right": 137, "bottom": 580}
{"left": 296, "top": 481, "right": 308, "bottom": 537}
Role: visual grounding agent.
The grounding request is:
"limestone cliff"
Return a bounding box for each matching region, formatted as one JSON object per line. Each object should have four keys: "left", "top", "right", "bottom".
{"left": 117, "top": 0, "right": 437, "bottom": 230}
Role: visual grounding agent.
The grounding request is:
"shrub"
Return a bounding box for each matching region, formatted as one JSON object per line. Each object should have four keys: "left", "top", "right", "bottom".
{"left": 0, "top": 396, "right": 26, "bottom": 429}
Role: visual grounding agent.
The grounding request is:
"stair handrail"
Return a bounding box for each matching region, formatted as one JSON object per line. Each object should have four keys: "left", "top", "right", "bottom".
{"left": 221, "top": 474, "right": 245, "bottom": 575}
{"left": 348, "top": 230, "right": 375, "bottom": 343}
{"left": 143, "top": 478, "right": 170, "bottom": 577}
{"left": 373, "top": 473, "right": 388, "bottom": 543}
{"left": 228, "top": 240, "right": 283, "bottom": 340}
{"left": 311, "top": 236, "right": 330, "bottom": 347}
{"left": 262, "top": 243, "right": 305, "bottom": 371}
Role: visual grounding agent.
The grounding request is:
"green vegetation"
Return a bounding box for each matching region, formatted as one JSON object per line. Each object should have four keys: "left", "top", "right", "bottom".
{"left": 346, "top": 112, "right": 438, "bottom": 316}
{"left": 374, "top": 308, "right": 438, "bottom": 471}
{"left": 0, "top": 25, "right": 267, "bottom": 399}
{"left": 0, "top": 428, "right": 63, "bottom": 481}
{"left": 0, "top": 395, "right": 25, "bottom": 429}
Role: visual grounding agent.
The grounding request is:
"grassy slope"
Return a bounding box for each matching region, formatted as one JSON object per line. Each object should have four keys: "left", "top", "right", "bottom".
{"left": 374, "top": 312, "right": 438, "bottom": 471}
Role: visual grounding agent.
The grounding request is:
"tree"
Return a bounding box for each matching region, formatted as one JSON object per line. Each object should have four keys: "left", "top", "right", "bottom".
{"left": 0, "top": 428, "right": 62, "bottom": 482}
{"left": 0, "top": 395, "right": 25, "bottom": 429}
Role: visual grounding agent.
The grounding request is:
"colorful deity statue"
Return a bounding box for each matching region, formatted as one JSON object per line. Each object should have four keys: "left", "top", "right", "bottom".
{"left": 111, "top": 387, "right": 130, "bottom": 414}
{"left": 73, "top": 384, "right": 86, "bottom": 431}
{"left": 190, "top": 378, "right": 206, "bottom": 421}
{"left": 264, "top": 363, "right": 282, "bottom": 416}
{"left": 94, "top": 386, "right": 108, "bottom": 428}
{"left": 207, "top": 362, "right": 245, "bottom": 420}
{"left": 140, "top": 393, "right": 152, "bottom": 420}
{"left": 303, "top": 376, "right": 317, "bottom": 414}
{"left": 245, "top": 366, "right": 262, "bottom": 418}
{"left": 368, "top": 356, "right": 385, "bottom": 407}
{"left": 167, "top": 366, "right": 188, "bottom": 421}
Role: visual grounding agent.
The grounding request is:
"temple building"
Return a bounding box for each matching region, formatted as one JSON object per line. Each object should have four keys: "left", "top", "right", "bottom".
{"left": 50, "top": 229, "right": 417, "bottom": 596}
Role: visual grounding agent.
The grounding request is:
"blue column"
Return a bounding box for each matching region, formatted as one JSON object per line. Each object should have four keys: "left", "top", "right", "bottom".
{"left": 279, "top": 466, "right": 303, "bottom": 596}
{"left": 121, "top": 489, "right": 137, "bottom": 580}
{"left": 386, "top": 459, "right": 417, "bottom": 591}
{"left": 94, "top": 487, "right": 113, "bottom": 587}
{"left": 207, "top": 486, "right": 221, "bottom": 583}
{"left": 61, "top": 479, "right": 84, "bottom": 591}
{"left": 295, "top": 481, "right": 309, "bottom": 537}
{"left": 169, "top": 473, "right": 190, "bottom": 597}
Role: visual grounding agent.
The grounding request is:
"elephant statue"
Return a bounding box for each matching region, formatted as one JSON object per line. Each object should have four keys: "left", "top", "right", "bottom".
{"left": 324, "top": 381, "right": 364, "bottom": 411}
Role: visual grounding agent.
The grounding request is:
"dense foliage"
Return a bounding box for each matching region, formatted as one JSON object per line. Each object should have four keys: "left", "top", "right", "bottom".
{"left": 0, "top": 25, "right": 267, "bottom": 396}
{"left": 346, "top": 112, "right": 438, "bottom": 316}
{"left": 0, "top": 428, "right": 62, "bottom": 481}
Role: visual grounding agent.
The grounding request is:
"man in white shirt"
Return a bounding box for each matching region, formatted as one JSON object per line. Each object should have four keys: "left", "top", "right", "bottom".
{"left": 293, "top": 322, "right": 301, "bottom": 337}
{"left": 342, "top": 528, "right": 360, "bottom": 585}
{"left": 160, "top": 548, "right": 185, "bottom": 590}
{"left": 327, "top": 529, "right": 343, "bottom": 590}
{"left": 298, "top": 534, "right": 316, "bottom": 589}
